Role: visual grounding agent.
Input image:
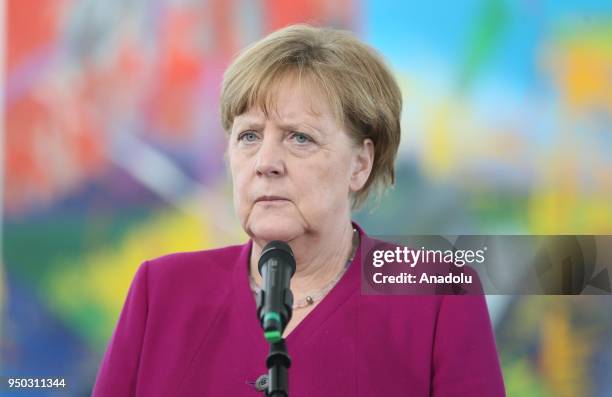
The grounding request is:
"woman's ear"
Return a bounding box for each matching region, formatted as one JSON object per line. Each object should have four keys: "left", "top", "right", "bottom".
{"left": 349, "top": 138, "right": 374, "bottom": 192}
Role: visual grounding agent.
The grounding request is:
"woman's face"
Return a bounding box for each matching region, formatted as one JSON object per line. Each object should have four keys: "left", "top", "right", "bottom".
{"left": 227, "top": 75, "right": 372, "bottom": 243}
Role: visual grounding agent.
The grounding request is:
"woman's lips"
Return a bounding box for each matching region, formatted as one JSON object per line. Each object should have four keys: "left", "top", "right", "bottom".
{"left": 255, "top": 196, "right": 288, "bottom": 202}
{"left": 255, "top": 196, "right": 290, "bottom": 205}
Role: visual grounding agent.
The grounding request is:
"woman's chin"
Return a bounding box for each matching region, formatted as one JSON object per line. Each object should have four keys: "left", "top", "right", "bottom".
{"left": 248, "top": 219, "right": 301, "bottom": 243}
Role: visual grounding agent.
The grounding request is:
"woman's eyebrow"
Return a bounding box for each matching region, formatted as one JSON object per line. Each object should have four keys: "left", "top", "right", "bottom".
{"left": 277, "top": 121, "right": 323, "bottom": 134}
{"left": 234, "top": 113, "right": 326, "bottom": 135}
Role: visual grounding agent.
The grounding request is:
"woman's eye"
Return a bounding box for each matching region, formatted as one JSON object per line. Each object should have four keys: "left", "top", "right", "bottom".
{"left": 291, "top": 132, "right": 313, "bottom": 144}
{"left": 238, "top": 131, "right": 258, "bottom": 142}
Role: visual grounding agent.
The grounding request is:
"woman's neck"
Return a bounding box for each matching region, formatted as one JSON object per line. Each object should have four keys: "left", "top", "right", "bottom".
{"left": 249, "top": 221, "right": 356, "bottom": 299}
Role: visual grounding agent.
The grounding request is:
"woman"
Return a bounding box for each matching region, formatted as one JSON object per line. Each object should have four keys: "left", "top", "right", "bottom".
{"left": 93, "top": 24, "right": 505, "bottom": 396}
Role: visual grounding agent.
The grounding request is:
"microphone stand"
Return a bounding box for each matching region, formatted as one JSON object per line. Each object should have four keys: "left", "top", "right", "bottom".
{"left": 255, "top": 240, "right": 296, "bottom": 396}
{"left": 256, "top": 289, "right": 292, "bottom": 396}
{"left": 265, "top": 339, "right": 291, "bottom": 397}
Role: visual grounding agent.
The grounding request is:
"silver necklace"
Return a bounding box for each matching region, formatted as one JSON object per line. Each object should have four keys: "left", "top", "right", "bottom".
{"left": 249, "top": 228, "right": 359, "bottom": 310}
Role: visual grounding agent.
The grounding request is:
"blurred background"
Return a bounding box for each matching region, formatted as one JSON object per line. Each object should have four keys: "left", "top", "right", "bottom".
{"left": 1, "top": 0, "right": 611, "bottom": 395}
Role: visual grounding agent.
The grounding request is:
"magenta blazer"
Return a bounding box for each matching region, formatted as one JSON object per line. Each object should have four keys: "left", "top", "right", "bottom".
{"left": 93, "top": 222, "right": 505, "bottom": 396}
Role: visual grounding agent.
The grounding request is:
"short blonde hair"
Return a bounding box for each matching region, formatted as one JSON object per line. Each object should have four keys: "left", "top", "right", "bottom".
{"left": 220, "top": 24, "right": 402, "bottom": 209}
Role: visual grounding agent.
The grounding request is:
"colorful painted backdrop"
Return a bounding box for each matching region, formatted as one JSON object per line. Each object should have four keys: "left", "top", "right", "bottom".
{"left": 2, "top": 0, "right": 611, "bottom": 395}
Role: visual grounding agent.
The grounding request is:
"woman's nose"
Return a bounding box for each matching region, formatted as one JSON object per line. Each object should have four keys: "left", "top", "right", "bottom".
{"left": 255, "top": 135, "right": 285, "bottom": 177}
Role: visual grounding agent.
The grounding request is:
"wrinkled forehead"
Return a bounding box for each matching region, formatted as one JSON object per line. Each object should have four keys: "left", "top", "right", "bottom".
{"left": 233, "top": 69, "right": 343, "bottom": 128}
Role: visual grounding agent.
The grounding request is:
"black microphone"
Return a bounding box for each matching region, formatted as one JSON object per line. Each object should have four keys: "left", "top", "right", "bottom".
{"left": 256, "top": 241, "right": 296, "bottom": 343}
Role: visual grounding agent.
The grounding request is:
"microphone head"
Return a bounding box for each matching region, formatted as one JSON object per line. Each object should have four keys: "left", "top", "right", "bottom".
{"left": 258, "top": 240, "right": 296, "bottom": 276}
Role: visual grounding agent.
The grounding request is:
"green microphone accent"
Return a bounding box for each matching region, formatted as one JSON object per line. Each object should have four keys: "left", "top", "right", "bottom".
{"left": 263, "top": 312, "right": 283, "bottom": 342}
{"left": 264, "top": 312, "right": 281, "bottom": 324}
{"left": 265, "top": 330, "right": 282, "bottom": 343}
